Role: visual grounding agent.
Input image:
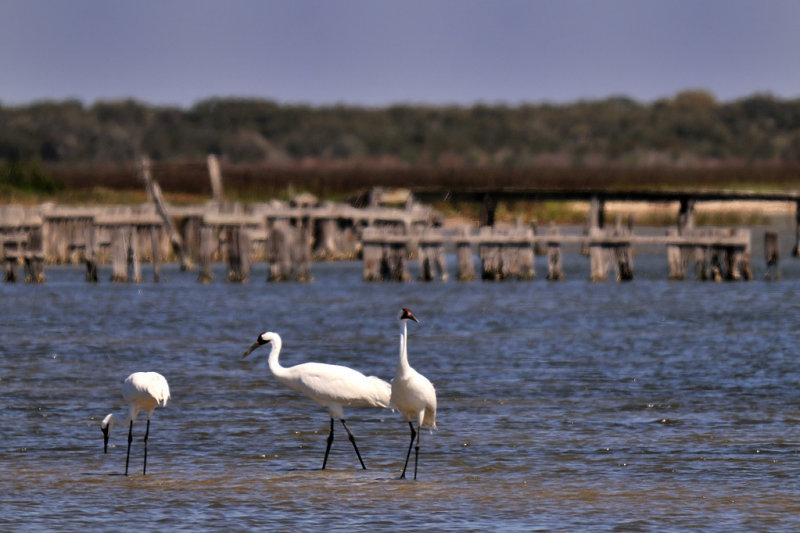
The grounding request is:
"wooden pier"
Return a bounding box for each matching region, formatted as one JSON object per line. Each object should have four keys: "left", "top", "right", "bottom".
{"left": 0, "top": 181, "right": 796, "bottom": 284}
{"left": 361, "top": 222, "right": 754, "bottom": 282}
{"left": 0, "top": 196, "right": 439, "bottom": 284}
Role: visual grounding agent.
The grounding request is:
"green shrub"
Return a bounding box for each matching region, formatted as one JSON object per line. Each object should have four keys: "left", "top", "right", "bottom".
{"left": 0, "top": 159, "right": 64, "bottom": 194}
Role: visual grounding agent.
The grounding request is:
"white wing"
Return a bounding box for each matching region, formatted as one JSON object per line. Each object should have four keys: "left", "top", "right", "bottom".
{"left": 285, "top": 362, "right": 391, "bottom": 409}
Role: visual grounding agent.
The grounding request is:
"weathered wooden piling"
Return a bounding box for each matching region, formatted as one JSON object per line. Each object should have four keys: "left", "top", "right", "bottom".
{"left": 207, "top": 154, "right": 224, "bottom": 203}
{"left": 383, "top": 242, "right": 411, "bottom": 282}
{"left": 612, "top": 217, "right": 634, "bottom": 281}
{"left": 150, "top": 226, "right": 161, "bottom": 282}
{"left": 478, "top": 241, "right": 502, "bottom": 281}
{"left": 765, "top": 231, "right": 780, "bottom": 280}
{"left": 362, "top": 236, "right": 383, "bottom": 282}
{"left": 361, "top": 227, "right": 411, "bottom": 282}
{"left": 582, "top": 196, "right": 605, "bottom": 256}
{"left": 588, "top": 227, "right": 610, "bottom": 282}
{"left": 266, "top": 220, "right": 294, "bottom": 282}
{"left": 477, "top": 226, "right": 535, "bottom": 281}
{"left": 110, "top": 226, "right": 138, "bottom": 283}
{"left": 418, "top": 237, "right": 448, "bottom": 282}
{"left": 293, "top": 216, "right": 313, "bottom": 282}
{"left": 83, "top": 224, "right": 98, "bottom": 282}
{"left": 197, "top": 226, "right": 215, "bottom": 283}
{"left": 545, "top": 224, "right": 564, "bottom": 281}
{"left": 667, "top": 228, "right": 751, "bottom": 281}
{"left": 2, "top": 233, "right": 22, "bottom": 282}
{"left": 23, "top": 226, "right": 45, "bottom": 283}
{"left": 224, "top": 225, "right": 251, "bottom": 283}
{"left": 140, "top": 157, "right": 191, "bottom": 270}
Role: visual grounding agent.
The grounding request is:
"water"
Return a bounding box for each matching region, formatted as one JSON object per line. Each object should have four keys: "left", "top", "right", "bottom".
{"left": 2, "top": 254, "right": 800, "bottom": 531}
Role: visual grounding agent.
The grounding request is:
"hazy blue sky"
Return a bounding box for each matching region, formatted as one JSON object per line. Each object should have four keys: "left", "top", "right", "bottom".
{"left": 2, "top": 0, "right": 798, "bottom": 108}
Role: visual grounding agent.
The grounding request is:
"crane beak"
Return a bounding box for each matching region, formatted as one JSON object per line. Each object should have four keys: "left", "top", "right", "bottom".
{"left": 242, "top": 341, "right": 260, "bottom": 358}
{"left": 102, "top": 425, "right": 109, "bottom": 453}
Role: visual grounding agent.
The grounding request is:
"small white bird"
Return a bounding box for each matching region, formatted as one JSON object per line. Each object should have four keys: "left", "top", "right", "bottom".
{"left": 101, "top": 371, "right": 171, "bottom": 476}
{"left": 391, "top": 308, "right": 437, "bottom": 480}
{"left": 242, "top": 331, "right": 392, "bottom": 470}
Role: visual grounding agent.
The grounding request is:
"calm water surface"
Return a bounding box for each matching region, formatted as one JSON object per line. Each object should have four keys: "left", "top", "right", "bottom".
{"left": 2, "top": 254, "right": 800, "bottom": 531}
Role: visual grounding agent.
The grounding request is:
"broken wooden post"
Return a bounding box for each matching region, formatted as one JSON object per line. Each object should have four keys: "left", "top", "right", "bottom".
{"left": 765, "top": 231, "right": 780, "bottom": 280}
{"left": 292, "top": 216, "right": 313, "bottom": 282}
{"left": 314, "top": 217, "right": 338, "bottom": 260}
{"left": 386, "top": 242, "right": 410, "bottom": 282}
{"left": 456, "top": 233, "right": 476, "bottom": 281}
{"left": 24, "top": 226, "right": 45, "bottom": 283}
{"left": 582, "top": 195, "right": 605, "bottom": 256}
{"left": 479, "top": 244, "right": 501, "bottom": 280}
{"left": 588, "top": 223, "right": 611, "bottom": 282}
{"left": 130, "top": 226, "right": 142, "bottom": 283}
{"left": 140, "top": 156, "right": 191, "bottom": 270}
{"left": 197, "top": 226, "right": 215, "bottom": 283}
{"left": 613, "top": 216, "right": 634, "bottom": 281}
{"left": 418, "top": 231, "right": 447, "bottom": 282}
{"left": 110, "top": 227, "right": 129, "bottom": 282}
{"left": 518, "top": 241, "right": 535, "bottom": 280}
{"left": 84, "top": 224, "right": 98, "bottom": 282}
{"left": 667, "top": 228, "right": 693, "bottom": 280}
{"left": 207, "top": 154, "right": 224, "bottom": 203}
{"left": 225, "top": 225, "right": 250, "bottom": 282}
{"left": 267, "top": 221, "right": 293, "bottom": 282}
{"left": 362, "top": 233, "right": 383, "bottom": 282}
{"left": 727, "top": 229, "right": 753, "bottom": 281}
{"left": 697, "top": 244, "right": 713, "bottom": 281}
{"left": 150, "top": 226, "right": 161, "bottom": 282}
{"left": 3, "top": 233, "right": 22, "bottom": 282}
{"left": 546, "top": 224, "right": 564, "bottom": 281}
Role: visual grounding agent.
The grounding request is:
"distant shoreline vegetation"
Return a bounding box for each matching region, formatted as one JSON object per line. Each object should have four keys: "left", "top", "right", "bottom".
{"left": 2, "top": 89, "right": 800, "bottom": 198}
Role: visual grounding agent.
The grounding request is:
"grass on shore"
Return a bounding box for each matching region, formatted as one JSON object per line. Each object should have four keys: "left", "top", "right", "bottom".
{"left": 0, "top": 185, "right": 786, "bottom": 227}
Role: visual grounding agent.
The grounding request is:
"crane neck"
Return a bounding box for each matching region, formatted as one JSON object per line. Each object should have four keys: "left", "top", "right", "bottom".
{"left": 396, "top": 319, "right": 411, "bottom": 374}
{"left": 266, "top": 336, "right": 289, "bottom": 379}
{"left": 102, "top": 412, "right": 130, "bottom": 430}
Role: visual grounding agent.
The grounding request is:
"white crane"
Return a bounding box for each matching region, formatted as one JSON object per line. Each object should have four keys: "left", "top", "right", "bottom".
{"left": 101, "top": 371, "right": 171, "bottom": 476}
{"left": 390, "top": 308, "right": 437, "bottom": 480}
{"left": 242, "top": 331, "right": 392, "bottom": 470}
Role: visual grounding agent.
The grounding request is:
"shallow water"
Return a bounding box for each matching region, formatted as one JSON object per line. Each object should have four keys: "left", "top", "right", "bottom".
{"left": 2, "top": 253, "right": 800, "bottom": 531}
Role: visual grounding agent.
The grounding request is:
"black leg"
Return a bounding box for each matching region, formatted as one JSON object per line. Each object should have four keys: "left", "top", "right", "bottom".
{"left": 340, "top": 419, "right": 366, "bottom": 470}
{"left": 413, "top": 422, "right": 421, "bottom": 480}
{"left": 125, "top": 420, "right": 133, "bottom": 476}
{"left": 142, "top": 419, "right": 151, "bottom": 475}
{"left": 322, "top": 418, "right": 335, "bottom": 470}
{"left": 400, "top": 421, "right": 416, "bottom": 479}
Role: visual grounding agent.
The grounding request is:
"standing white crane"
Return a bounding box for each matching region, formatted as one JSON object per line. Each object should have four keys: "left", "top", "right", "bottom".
{"left": 101, "top": 371, "right": 171, "bottom": 476}
{"left": 390, "top": 308, "right": 437, "bottom": 479}
{"left": 242, "top": 331, "right": 392, "bottom": 470}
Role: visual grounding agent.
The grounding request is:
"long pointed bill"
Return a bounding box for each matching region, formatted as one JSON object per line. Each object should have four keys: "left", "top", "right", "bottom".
{"left": 242, "top": 341, "right": 261, "bottom": 358}
{"left": 401, "top": 308, "right": 420, "bottom": 324}
{"left": 102, "top": 426, "right": 109, "bottom": 453}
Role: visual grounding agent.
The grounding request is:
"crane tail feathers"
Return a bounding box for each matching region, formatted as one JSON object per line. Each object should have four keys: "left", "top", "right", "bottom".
{"left": 367, "top": 376, "right": 393, "bottom": 408}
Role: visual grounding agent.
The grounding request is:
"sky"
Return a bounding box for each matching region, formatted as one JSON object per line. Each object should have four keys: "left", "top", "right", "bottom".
{"left": 1, "top": 0, "right": 799, "bottom": 109}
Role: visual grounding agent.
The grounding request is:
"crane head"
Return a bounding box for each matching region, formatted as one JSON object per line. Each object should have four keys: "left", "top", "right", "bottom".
{"left": 101, "top": 414, "right": 113, "bottom": 453}
{"left": 243, "top": 331, "right": 276, "bottom": 358}
{"left": 400, "top": 308, "right": 420, "bottom": 323}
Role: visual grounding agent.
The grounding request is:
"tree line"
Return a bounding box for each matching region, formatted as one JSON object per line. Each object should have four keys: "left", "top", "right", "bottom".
{"left": 2, "top": 89, "right": 800, "bottom": 195}
{"left": 3, "top": 89, "right": 800, "bottom": 166}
